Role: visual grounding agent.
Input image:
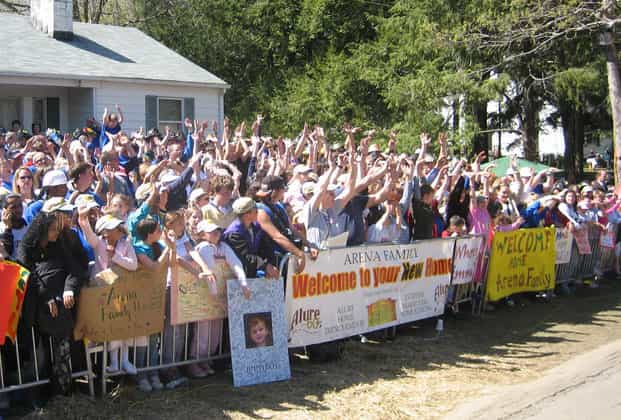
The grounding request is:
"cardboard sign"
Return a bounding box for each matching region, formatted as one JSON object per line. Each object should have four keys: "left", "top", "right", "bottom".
{"left": 170, "top": 261, "right": 232, "bottom": 325}
{"left": 285, "top": 240, "right": 454, "bottom": 347}
{"left": 555, "top": 228, "right": 573, "bottom": 264}
{"left": 452, "top": 236, "right": 484, "bottom": 285}
{"left": 486, "top": 227, "right": 556, "bottom": 301}
{"left": 227, "top": 278, "right": 291, "bottom": 387}
{"left": 0, "top": 261, "right": 30, "bottom": 345}
{"left": 573, "top": 227, "right": 591, "bottom": 255}
{"left": 74, "top": 266, "right": 166, "bottom": 342}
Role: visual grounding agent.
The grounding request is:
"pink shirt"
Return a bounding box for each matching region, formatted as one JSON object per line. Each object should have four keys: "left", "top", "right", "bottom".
{"left": 468, "top": 207, "right": 491, "bottom": 236}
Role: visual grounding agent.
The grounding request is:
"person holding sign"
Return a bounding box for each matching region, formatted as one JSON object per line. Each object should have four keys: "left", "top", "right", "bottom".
{"left": 77, "top": 206, "right": 140, "bottom": 375}
{"left": 132, "top": 217, "right": 181, "bottom": 391}
{"left": 190, "top": 220, "right": 249, "bottom": 369}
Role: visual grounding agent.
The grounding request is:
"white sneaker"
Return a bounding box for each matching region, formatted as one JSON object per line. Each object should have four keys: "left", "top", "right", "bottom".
{"left": 137, "top": 378, "right": 152, "bottom": 392}
{"left": 121, "top": 359, "right": 138, "bottom": 375}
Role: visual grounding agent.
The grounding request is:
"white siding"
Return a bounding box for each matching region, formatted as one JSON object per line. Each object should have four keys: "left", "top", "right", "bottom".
{"left": 68, "top": 87, "right": 94, "bottom": 131}
{"left": 93, "top": 81, "right": 223, "bottom": 133}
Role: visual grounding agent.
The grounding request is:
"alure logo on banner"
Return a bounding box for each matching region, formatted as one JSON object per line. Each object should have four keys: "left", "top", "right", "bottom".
{"left": 289, "top": 308, "right": 322, "bottom": 338}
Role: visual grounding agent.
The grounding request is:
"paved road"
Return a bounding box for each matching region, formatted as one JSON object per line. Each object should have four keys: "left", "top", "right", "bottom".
{"left": 446, "top": 339, "right": 621, "bottom": 420}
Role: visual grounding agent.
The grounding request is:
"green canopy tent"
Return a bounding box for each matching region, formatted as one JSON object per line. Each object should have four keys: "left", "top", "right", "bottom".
{"left": 482, "top": 157, "right": 559, "bottom": 177}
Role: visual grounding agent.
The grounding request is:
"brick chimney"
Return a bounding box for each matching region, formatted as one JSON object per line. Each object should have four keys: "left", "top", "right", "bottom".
{"left": 30, "top": 0, "right": 73, "bottom": 41}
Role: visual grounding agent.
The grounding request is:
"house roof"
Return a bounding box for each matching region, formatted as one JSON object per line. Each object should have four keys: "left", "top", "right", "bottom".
{"left": 0, "top": 13, "right": 229, "bottom": 88}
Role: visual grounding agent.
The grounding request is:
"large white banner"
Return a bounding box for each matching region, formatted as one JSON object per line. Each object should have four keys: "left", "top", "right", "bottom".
{"left": 555, "top": 228, "right": 573, "bottom": 264}
{"left": 451, "top": 236, "right": 484, "bottom": 285}
{"left": 285, "top": 240, "right": 455, "bottom": 347}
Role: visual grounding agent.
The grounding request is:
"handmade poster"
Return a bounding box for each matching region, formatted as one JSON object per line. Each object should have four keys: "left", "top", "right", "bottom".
{"left": 227, "top": 278, "right": 291, "bottom": 387}
{"left": 486, "top": 227, "right": 556, "bottom": 301}
{"left": 74, "top": 266, "right": 166, "bottom": 342}
{"left": 555, "top": 228, "right": 573, "bottom": 264}
{"left": 451, "top": 236, "right": 484, "bottom": 285}
{"left": 599, "top": 223, "right": 616, "bottom": 249}
{"left": 0, "top": 261, "right": 30, "bottom": 345}
{"left": 285, "top": 240, "right": 455, "bottom": 347}
{"left": 573, "top": 227, "right": 591, "bottom": 255}
{"left": 170, "top": 261, "right": 232, "bottom": 325}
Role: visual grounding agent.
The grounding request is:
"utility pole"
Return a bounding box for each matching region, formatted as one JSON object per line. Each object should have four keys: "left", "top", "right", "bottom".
{"left": 602, "top": 0, "right": 621, "bottom": 185}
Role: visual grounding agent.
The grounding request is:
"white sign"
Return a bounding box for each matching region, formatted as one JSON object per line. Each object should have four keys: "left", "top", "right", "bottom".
{"left": 555, "top": 228, "right": 573, "bottom": 264}
{"left": 285, "top": 240, "right": 455, "bottom": 347}
{"left": 451, "top": 236, "right": 484, "bottom": 285}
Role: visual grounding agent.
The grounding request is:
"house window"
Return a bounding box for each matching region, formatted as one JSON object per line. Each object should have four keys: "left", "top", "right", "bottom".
{"left": 158, "top": 98, "right": 183, "bottom": 134}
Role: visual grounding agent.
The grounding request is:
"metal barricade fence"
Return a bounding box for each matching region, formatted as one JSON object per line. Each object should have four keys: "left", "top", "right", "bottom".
{"left": 100, "top": 319, "right": 230, "bottom": 395}
{"left": 2, "top": 227, "right": 615, "bottom": 400}
{"left": 0, "top": 327, "right": 95, "bottom": 397}
{"left": 555, "top": 224, "right": 617, "bottom": 287}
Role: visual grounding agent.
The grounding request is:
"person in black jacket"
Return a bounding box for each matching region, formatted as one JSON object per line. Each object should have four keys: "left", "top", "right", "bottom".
{"left": 17, "top": 198, "right": 88, "bottom": 395}
{"left": 223, "top": 197, "right": 279, "bottom": 279}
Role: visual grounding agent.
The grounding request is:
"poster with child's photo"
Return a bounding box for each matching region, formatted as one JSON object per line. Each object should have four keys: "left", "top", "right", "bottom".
{"left": 227, "top": 278, "right": 291, "bottom": 387}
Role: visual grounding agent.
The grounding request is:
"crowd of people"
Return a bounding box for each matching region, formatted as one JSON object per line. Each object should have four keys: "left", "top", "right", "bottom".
{"left": 0, "top": 107, "right": 618, "bottom": 403}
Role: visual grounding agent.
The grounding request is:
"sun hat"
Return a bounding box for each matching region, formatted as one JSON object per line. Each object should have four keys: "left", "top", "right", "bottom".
{"left": 232, "top": 197, "right": 257, "bottom": 215}
{"left": 75, "top": 194, "right": 100, "bottom": 211}
{"left": 196, "top": 220, "right": 221, "bottom": 234}
{"left": 42, "top": 197, "right": 75, "bottom": 213}
{"left": 95, "top": 214, "right": 124, "bottom": 234}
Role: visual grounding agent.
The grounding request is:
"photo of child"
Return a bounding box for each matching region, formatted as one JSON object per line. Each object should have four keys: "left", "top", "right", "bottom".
{"left": 244, "top": 313, "right": 274, "bottom": 349}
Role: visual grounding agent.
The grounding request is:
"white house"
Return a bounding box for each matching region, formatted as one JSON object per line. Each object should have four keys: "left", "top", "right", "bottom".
{"left": 0, "top": 0, "right": 229, "bottom": 134}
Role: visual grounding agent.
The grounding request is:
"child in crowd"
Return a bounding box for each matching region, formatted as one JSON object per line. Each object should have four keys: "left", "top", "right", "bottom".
{"left": 78, "top": 207, "right": 141, "bottom": 374}
{"left": 190, "top": 221, "right": 249, "bottom": 371}
{"left": 246, "top": 315, "right": 273, "bottom": 348}
{"left": 132, "top": 217, "right": 182, "bottom": 391}
{"left": 442, "top": 215, "right": 467, "bottom": 238}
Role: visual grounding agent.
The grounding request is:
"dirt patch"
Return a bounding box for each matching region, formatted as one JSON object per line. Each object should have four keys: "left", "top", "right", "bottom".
{"left": 19, "top": 279, "right": 621, "bottom": 420}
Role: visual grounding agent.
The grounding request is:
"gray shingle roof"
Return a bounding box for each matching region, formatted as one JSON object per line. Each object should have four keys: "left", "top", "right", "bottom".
{"left": 0, "top": 13, "right": 229, "bottom": 88}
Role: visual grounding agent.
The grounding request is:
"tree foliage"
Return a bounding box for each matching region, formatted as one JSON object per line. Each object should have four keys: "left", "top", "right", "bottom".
{"left": 11, "top": 0, "right": 615, "bottom": 166}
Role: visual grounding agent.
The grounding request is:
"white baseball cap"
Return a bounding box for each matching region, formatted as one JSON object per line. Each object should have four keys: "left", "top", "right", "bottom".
{"left": 293, "top": 164, "right": 312, "bottom": 175}
{"left": 189, "top": 188, "right": 209, "bottom": 203}
{"left": 42, "top": 170, "right": 68, "bottom": 188}
{"left": 196, "top": 220, "right": 221, "bottom": 234}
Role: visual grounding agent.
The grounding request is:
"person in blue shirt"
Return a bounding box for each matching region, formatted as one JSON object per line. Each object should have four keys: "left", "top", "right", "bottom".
{"left": 100, "top": 104, "right": 124, "bottom": 149}
{"left": 24, "top": 169, "right": 69, "bottom": 225}
{"left": 72, "top": 194, "right": 100, "bottom": 263}
{"left": 67, "top": 162, "right": 104, "bottom": 206}
{"left": 522, "top": 194, "right": 562, "bottom": 228}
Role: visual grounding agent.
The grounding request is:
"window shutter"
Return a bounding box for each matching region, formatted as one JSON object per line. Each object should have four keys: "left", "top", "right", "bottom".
{"left": 145, "top": 95, "right": 157, "bottom": 130}
{"left": 46, "top": 97, "right": 60, "bottom": 130}
{"left": 184, "top": 97, "right": 195, "bottom": 121}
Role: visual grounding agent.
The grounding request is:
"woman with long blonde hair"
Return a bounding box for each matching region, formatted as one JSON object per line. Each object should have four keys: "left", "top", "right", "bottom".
{"left": 12, "top": 166, "right": 36, "bottom": 207}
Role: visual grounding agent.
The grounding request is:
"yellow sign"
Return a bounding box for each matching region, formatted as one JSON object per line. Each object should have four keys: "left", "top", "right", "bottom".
{"left": 486, "top": 227, "right": 556, "bottom": 301}
{"left": 367, "top": 298, "right": 397, "bottom": 327}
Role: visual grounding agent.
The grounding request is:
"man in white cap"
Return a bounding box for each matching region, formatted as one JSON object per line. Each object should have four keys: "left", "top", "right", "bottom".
{"left": 25, "top": 169, "right": 69, "bottom": 224}
{"left": 284, "top": 164, "right": 313, "bottom": 211}
{"left": 223, "top": 197, "right": 279, "bottom": 278}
